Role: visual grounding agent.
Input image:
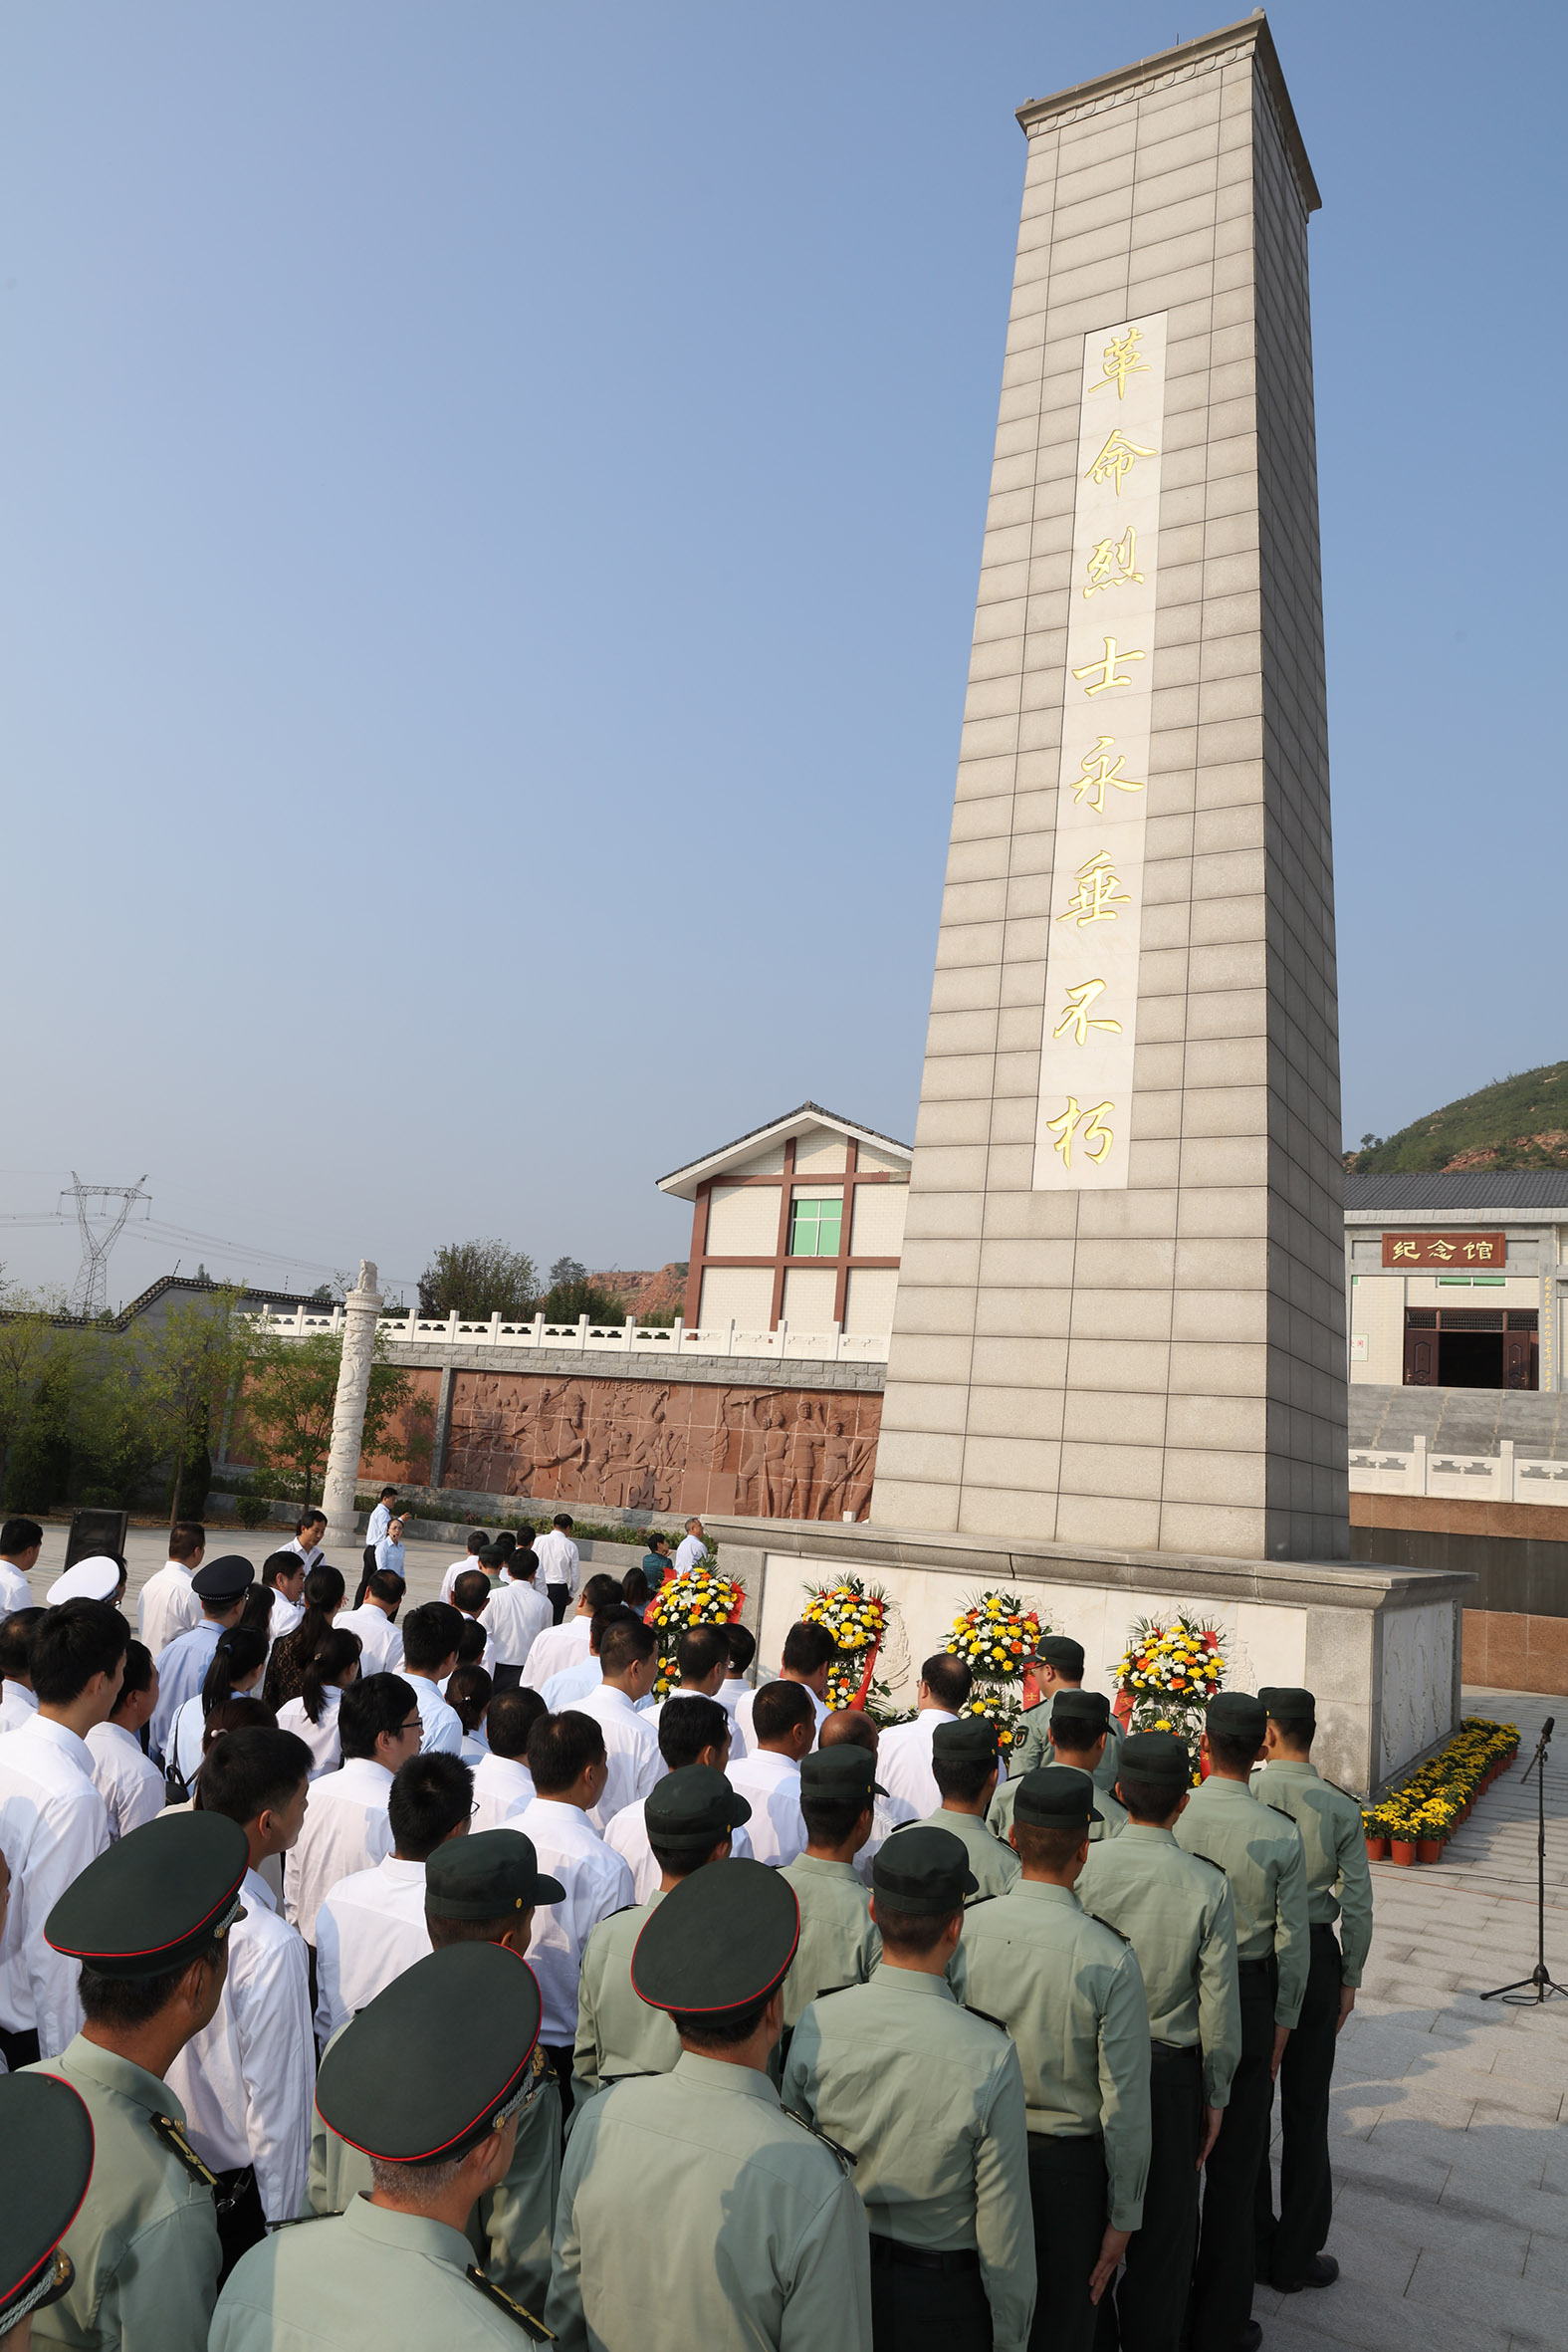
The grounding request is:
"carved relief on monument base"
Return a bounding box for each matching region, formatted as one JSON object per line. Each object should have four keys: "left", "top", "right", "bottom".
{"left": 443, "top": 1371, "right": 882, "bottom": 1523}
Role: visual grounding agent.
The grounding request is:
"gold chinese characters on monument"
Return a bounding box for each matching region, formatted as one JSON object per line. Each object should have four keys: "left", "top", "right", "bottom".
{"left": 1032, "top": 310, "right": 1168, "bottom": 1191}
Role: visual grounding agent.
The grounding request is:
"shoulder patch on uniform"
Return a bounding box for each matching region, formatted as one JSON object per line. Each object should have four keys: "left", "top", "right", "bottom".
{"left": 1087, "top": 1912, "right": 1131, "bottom": 1946}
{"left": 149, "top": 2112, "right": 220, "bottom": 2192}
{"left": 465, "top": 2265, "right": 555, "bottom": 2339}
{"left": 781, "top": 2107, "right": 858, "bottom": 2172}
{"left": 963, "top": 2001, "right": 1011, "bottom": 2035}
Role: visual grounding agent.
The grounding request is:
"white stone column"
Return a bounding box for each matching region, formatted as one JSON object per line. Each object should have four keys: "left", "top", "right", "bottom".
{"left": 322, "top": 1260, "right": 384, "bottom": 1548}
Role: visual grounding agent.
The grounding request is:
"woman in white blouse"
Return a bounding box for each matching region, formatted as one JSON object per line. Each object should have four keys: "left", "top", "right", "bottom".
{"left": 166, "top": 1626, "right": 270, "bottom": 1797}
{"left": 277, "top": 1628, "right": 362, "bottom": 1777}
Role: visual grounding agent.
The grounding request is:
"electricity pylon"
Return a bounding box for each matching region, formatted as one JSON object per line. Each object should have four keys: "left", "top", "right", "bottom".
{"left": 61, "top": 1174, "right": 149, "bottom": 1319}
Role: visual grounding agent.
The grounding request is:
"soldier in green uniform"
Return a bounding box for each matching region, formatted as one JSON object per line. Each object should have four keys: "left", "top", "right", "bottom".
{"left": 219, "top": 1941, "right": 554, "bottom": 2347}
{"left": 28, "top": 1810, "right": 248, "bottom": 2352}
{"left": 1076, "top": 1731, "right": 1239, "bottom": 2352}
{"left": 0, "top": 2072, "right": 97, "bottom": 2351}
{"left": 781, "top": 1746, "right": 884, "bottom": 2032}
{"left": 574, "top": 1765, "right": 749, "bottom": 2095}
{"left": 783, "top": 1825, "right": 1032, "bottom": 2352}
{"left": 962, "top": 1767, "right": 1150, "bottom": 2352}
{"left": 548, "top": 1859, "right": 873, "bottom": 2350}
{"left": 1251, "top": 1686, "right": 1372, "bottom": 2296}
{"left": 1008, "top": 1636, "right": 1123, "bottom": 1793}
{"left": 913, "top": 1717, "right": 1020, "bottom": 1902}
{"left": 1175, "top": 1693, "right": 1309, "bottom": 2352}
{"left": 307, "top": 1830, "right": 565, "bottom": 2318}
{"left": 993, "top": 1690, "right": 1127, "bottom": 1840}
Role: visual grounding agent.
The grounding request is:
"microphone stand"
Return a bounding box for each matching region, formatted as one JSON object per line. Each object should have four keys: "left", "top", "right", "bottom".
{"left": 1480, "top": 1715, "right": 1565, "bottom": 2005}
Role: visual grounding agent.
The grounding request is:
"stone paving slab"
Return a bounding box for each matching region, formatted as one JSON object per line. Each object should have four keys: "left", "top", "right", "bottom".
{"left": 1253, "top": 1687, "right": 1568, "bottom": 2352}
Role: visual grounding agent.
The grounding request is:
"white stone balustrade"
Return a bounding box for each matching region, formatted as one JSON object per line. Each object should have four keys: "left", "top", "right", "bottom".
{"left": 246, "top": 1305, "right": 890, "bottom": 1366}
{"left": 1347, "top": 1432, "right": 1568, "bottom": 1507}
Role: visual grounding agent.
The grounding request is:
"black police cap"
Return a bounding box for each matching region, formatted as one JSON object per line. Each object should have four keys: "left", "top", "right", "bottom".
{"left": 424, "top": 1829, "right": 564, "bottom": 1920}
{"left": 1207, "top": 1691, "right": 1267, "bottom": 1746}
{"left": 0, "top": 2075, "right": 94, "bottom": 2335}
{"left": 873, "top": 1824, "right": 977, "bottom": 1916}
{"left": 46, "top": 1812, "right": 248, "bottom": 1979}
{"left": 1049, "top": 1689, "right": 1110, "bottom": 1742}
{"left": 933, "top": 1717, "right": 1000, "bottom": 1764}
{"left": 191, "top": 1554, "right": 255, "bottom": 1606}
{"left": 632, "top": 1858, "right": 797, "bottom": 2019}
{"left": 317, "top": 1944, "right": 543, "bottom": 2163}
{"left": 644, "top": 1765, "right": 752, "bottom": 1852}
{"left": 800, "top": 1746, "right": 886, "bottom": 1802}
{"left": 1013, "top": 1764, "right": 1100, "bottom": 1829}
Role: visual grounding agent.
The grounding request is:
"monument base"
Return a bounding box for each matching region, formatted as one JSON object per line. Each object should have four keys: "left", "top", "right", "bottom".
{"left": 706, "top": 1516, "right": 1473, "bottom": 1798}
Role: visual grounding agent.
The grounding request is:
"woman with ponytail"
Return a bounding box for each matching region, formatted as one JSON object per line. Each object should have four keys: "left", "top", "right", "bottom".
{"left": 165, "top": 1625, "right": 269, "bottom": 1798}
{"left": 278, "top": 1627, "right": 362, "bottom": 1776}
{"left": 263, "top": 1564, "right": 345, "bottom": 1710}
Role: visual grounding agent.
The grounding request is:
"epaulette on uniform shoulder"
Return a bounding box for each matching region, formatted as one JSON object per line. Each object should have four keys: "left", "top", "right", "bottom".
{"left": 465, "top": 2265, "right": 555, "bottom": 2339}
{"left": 150, "top": 2113, "right": 220, "bottom": 2193}
{"left": 782, "top": 2107, "right": 858, "bottom": 2173}
{"left": 1087, "top": 1912, "right": 1131, "bottom": 1946}
{"left": 270, "top": 2210, "right": 338, "bottom": 2228}
{"left": 813, "top": 1981, "right": 861, "bottom": 1999}
{"left": 1323, "top": 1775, "right": 1364, "bottom": 1803}
{"left": 963, "top": 2001, "right": 1011, "bottom": 2036}
{"left": 964, "top": 1891, "right": 1001, "bottom": 1911}
{"left": 1186, "top": 1850, "right": 1229, "bottom": 1878}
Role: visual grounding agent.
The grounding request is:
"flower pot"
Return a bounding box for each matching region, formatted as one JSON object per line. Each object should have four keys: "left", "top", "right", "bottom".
{"left": 1389, "top": 1839, "right": 1418, "bottom": 1867}
{"left": 1364, "top": 1836, "right": 1388, "bottom": 1860}
{"left": 1417, "top": 1837, "right": 1445, "bottom": 1865}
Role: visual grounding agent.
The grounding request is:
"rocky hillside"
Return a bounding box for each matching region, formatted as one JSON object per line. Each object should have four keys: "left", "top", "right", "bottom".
{"left": 1348, "top": 1063, "right": 1568, "bottom": 1174}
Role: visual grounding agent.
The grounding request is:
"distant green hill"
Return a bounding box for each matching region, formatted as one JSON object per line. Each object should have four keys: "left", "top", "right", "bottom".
{"left": 1350, "top": 1062, "right": 1568, "bottom": 1174}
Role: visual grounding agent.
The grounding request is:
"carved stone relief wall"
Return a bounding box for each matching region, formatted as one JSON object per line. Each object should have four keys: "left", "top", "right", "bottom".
{"left": 443, "top": 1372, "right": 883, "bottom": 1522}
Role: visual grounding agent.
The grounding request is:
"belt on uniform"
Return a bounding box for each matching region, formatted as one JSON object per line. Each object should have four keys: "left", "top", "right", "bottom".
{"left": 1308, "top": 1922, "right": 1340, "bottom": 1940}
{"left": 1150, "top": 2039, "right": 1201, "bottom": 2064}
{"left": 1236, "top": 1955, "right": 1277, "bottom": 1978}
{"left": 868, "top": 2235, "right": 980, "bottom": 2275}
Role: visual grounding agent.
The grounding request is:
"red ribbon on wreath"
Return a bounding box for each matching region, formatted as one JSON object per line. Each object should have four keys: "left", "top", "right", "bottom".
{"left": 852, "top": 1641, "right": 881, "bottom": 1711}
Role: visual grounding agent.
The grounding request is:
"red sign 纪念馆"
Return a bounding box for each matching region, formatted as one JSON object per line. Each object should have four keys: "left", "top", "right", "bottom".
{"left": 1382, "top": 1232, "right": 1506, "bottom": 1270}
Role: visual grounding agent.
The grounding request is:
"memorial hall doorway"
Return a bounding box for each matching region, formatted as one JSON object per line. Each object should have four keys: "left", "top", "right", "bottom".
{"left": 1403, "top": 1306, "right": 1538, "bottom": 1389}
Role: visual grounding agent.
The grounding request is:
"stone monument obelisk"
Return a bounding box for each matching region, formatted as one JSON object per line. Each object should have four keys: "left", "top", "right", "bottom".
{"left": 873, "top": 13, "right": 1347, "bottom": 1565}
{"left": 322, "top": 1259, "right": 384, "bottom": 1548}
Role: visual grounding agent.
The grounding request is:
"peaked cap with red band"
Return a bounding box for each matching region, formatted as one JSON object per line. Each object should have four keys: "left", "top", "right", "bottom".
{"left": 46, "top": 1812, "right": 248, "bottom": 1978}
{"left": 0, "top": 2075, "right": 94, "bottom": 2334}
{"left": 631, "top": 1856, "right": 798, "bottom": 2020}
{"left": 316, "top": 1942, "right": 544, "bottom": 2164}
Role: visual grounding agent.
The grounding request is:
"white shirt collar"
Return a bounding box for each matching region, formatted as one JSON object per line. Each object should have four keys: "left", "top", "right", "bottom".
{"left": 25, "top": 1714, "right": 94, "bottom": 1768}
{"left": 243, "top": 1867, "right": 279, "bottom": 1913}
{"left": 377, "top": 1857, "right": 426, "bottom": 1885}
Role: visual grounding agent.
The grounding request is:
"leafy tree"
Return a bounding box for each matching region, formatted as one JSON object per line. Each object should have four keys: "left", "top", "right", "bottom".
{"left": 418, "top": 1240, "right": 539, "bottom": 1320}
{"left": 130, "top": 1287, "right": 254, "bottom": 1532}
{"left": 541, "top": 1274, "right": 630, "bottom": 1325}
{"left": 0, "top": 1282, "right": 65, "bottom": 1503}
{"left": 241, "top": 1328, "right": 429, "bottom": 1507}
{"left": 548, "top": 1257, "right": 586, "bottom": 1290}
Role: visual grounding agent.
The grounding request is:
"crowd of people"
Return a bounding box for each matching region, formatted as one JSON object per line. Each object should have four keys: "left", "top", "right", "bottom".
{"left": 0, "top": 1507, "right": 1372, "bottom": 2352}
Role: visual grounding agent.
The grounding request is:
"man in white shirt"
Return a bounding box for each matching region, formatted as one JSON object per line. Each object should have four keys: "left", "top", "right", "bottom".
{"left": 726, "top": 1680, "right": 814, "bottom": 1868}
{"left": 135, "top": 1519, "right": 205, "bottom": 1658}
{"left": 472, "top": 1688, "right": 545, "bottom": 1831}
{"left": 671, "top": 1517, "right": 709, "bottom": 1574}
{"left": 575, "top": 1618, "right": 664, "bottom": 1832}
{"left": 284, "top": 1673, "right": 422, "bottom": 1947}
{"left": 439, "top": 1530, "right": 490, "bottom": 1605}
{"left": 518, "top": 1709, "right": 634, "bottom": 2120}
{"left": 521, "top": 1571, "right": 622, "bottom": 1691}
{"left": 734, "top": 1620, "right": 833, "bottom": 1756}
{"left": 0, "top": 1516, "right": 42, "bottom": 1623}
{"left": 604, "top": 1692, "right": 753, "bottom": 1903}
{"left": 261, "top": 1550, "right": 309, "bottom": 1645}
{"left": 717, "top": 1623, "right": 756, "bottom": 1760}
{"left": 872, "top": 1652, "right": 973, "bottom": 1823}
{"left": 451, "top": 1570, "right": 498, "bottom": 1676}
{"left": 281, "top": 1511, "right": 328, "bottom": 1575}
{"left": 314, "top": 1752, "right": 472, "bottom": 2044}
{"left": 398, "top": 1603, "right": 464, "bottom": 1756}
{"left": 0, "top": 1597, "right": 122, "bottom": 2062}
{"left": 0, "top": 1606, "right": 42, "bottom": 1735}
{"left": 644, "top": 1624, "right": 729, "bottom": 1734}
{"left": 335, "top": 1569, "right": 406, "bottom": 1676}
{"left": 149, "top": 1555, "right": 254, "bottom": 1760}
{"left": 359, "top": 1488, "right": 398, "bottom": 1602}
{"left": 85, "top": 1640, "right": 163, "bottom": 1839}
{"left": 482, "top": 1547, "right": 553, "bottom": 1690}
{"left": 541, "top": 1596, "right": 641, "bottom": 1713}
{"left": 818, "top": 1709, "right": 904, "bottom": 1886}
{"left": 534, "top": 1514, "right": 580, "bottom": 1624}
{"left": 165, "top": 1725, "right": 316, "bottom": 2254}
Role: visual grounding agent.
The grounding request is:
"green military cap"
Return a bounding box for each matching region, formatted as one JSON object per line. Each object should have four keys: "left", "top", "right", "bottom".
{"left": 1013, "top": 1764, "right": 1100, "bottom": 1829}
{"left": 1049, "top": 1689, "right": 1110, "bottom": 1741}
{"left": 1258, "top": 1686, "right": 1316, "bottom": 1725}
{"left": 318, "top": 1944, "right": 542, "bottom": 2162}
{"left": 873, "top": 1824, "right": 977, "bottom": 1915}
{"left": 0, "top": 2075, "right": 94, "bottom": 2335}
{"left": 1033, "top": 1634, "right": 1086, "bottom": 1677}
{"left": 1207, "top": 1691, "right": 1267, "bottom": 1746}
{"left": 46, "top": 1811, "right": 248, "bottom": 1978}
{"left": 1118, "top": 1730, "right": 1191, "bottom": 1789}
{"left": 632, "top": 1858, "right": 797, "bottom": 2020}
{"left": 425, "top": 1828, "right": 564, "bottom": 1919}
{"left": 191, "top": 1554, "right": 255, "bottom": 1605}
{"left": 933, "top": 1716, "right": 1000, "bottom": 1763}
{"left": 645, "top": 1764, "right": 752, "bottom": 1852}
{"left": 799, "top": 1745, "right": 886, "bottom": 1802}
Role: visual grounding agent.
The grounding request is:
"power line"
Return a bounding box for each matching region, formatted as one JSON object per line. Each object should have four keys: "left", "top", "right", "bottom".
{"left": 61, "top": 1174, "right": 150, "bottom": 1319}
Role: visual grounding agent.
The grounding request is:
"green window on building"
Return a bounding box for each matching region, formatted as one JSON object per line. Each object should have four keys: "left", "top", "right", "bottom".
{"left": 788, "top": 1194, "right": 842, "bottom": 1257}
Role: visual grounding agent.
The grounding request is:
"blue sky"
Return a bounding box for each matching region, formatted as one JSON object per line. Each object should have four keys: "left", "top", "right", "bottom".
{"left": 3, "top": 4, "right": 1563, "bottom": 1304}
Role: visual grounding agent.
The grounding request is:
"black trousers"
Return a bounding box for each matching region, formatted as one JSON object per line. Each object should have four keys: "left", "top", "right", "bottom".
{"left": 0, "top": 2024, "right": 39, "bottom": 2072}
{"left": 355, "top": 1545, "right": 378, "bottom": 1606}
{"left": 1255, "top": 1924, "right": 1341, "bottom": 2286}
{"left": 492, "top": 1662, "right": 523, "bottom": 1691}
{"left": 1107, "top": 2043, "right": 1202, "bottom": 2352}
{"left": 214, "top": 2167, "right": 267, "bottom": 2286}
{"left": 544, "top": 2042, "right": 576, "bottom": 2141}
{"left": 1026, "top": 2132, "right": 1105, "bottom": 2352}
{"left": 548, "top": 1584, "right": 570, "bottom": 1624}
{"left": 1191, "top": 1957, "right": 1274, "bottom": 2352}
{"left": 868, "top": 2236, "right": 991, "bottom": 2352}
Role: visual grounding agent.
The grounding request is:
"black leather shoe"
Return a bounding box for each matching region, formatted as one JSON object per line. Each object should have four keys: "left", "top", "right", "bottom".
{"left": 1234, "top": 2324, "right": 1263, "bottom": 2352}
{"left": 1276, "top": 2254, "right": 1340, "bottom": 2293}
